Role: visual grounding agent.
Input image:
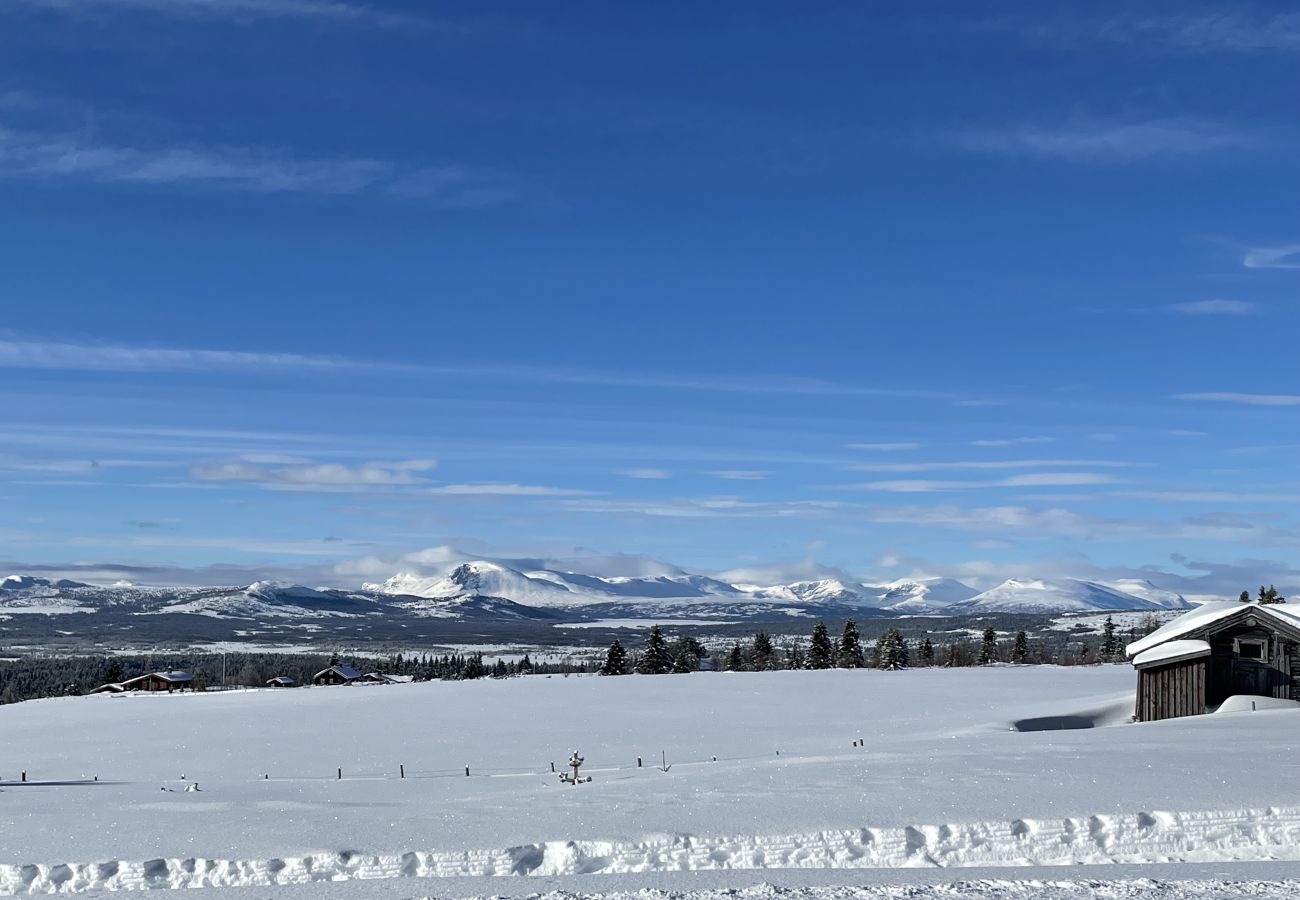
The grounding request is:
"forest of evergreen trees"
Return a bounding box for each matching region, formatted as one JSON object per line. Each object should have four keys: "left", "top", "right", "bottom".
{"left": 599, "top": 615, "right": 1155, "bottom": 675}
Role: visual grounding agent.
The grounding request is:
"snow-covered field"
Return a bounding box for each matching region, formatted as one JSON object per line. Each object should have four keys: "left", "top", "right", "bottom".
{"left": 3, "top": 667, "right": 1300, "bottom": 895}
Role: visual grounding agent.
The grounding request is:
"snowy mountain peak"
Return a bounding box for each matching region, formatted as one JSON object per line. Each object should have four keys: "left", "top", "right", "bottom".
{"left": 949, "top": 578, "right": 1175, "bottom": 614}
{"left": 879, "top": 577, "right": 979, "bottom": 613}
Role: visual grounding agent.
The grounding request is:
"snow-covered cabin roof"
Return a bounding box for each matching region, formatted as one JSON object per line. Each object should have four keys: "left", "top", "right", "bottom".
{"left": 314, "top": 664, "right": 362, "bottom": 681}
{"left": 266, "top": 676, "right": 295, "bottom": 686}
{"left": 1132, "top": 639, "right": 1211, "bottom": 669}
{"left": 157, "top": 670, "right": 192, "bottom": 683}
{"left": 1127, "top": 602, "right": 1300, "bottom": 659}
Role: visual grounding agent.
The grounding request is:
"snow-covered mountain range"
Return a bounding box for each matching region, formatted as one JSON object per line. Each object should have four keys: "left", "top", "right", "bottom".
{"left": 0, "top": 565, "right": 1194, "bottom": 632}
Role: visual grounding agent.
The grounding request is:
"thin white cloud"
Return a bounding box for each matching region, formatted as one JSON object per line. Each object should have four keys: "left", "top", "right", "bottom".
{"left": 0, "top": 127, "right": 508, "bottom": 203}
{"left": 1175, "top": 392, "right": 1300, "bottom": 407}
{"left": 13, "top": 0, "right": 432, "bottom": 29}
{"left": 705, "top": 470, "right": 769, "bottom": 481}
{"left": 0, "top": 336, "right": 969, "bottom": 400}
{"left": 848, "top": 472, "right": 1122, "bottom": 492}
{"left": 848, "top": 458, "right": 1134, "bottom": 473}
{"left": 563, "top": 496, "right": 844, "bottom": 519}
{"left": 618, "top": 468, "right": 672, "bottom": 480}
{"left": 1169, "top": 299, "right": 1255, "bottom": 316}
{"left": 997, "top": 11, "right": 1300, "bottom": 54}
{"left": 1243, "top": 244, "right": 1300, "bottom": 269}
{"left": 869, "top": 504, "right": 1297, "bottom": 546}
{"left": 846, "top": 442, "right": 922, "bottom": 451}
{"left": 426, "top": 483, "right": 600, "bottom": 497}
{"left": 955, "top": 117, "right": 1252, "bottom": 163}
{"left": 969, "top": 436, "right": 1056, "bottom": 447}
{"left": 191, "top": 457, "right": 436, "bottom": 488}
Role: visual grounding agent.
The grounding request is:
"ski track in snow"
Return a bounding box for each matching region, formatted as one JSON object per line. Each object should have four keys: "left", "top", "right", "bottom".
{"left": 6, "top": 805, "right": 1300, "bottom": 894}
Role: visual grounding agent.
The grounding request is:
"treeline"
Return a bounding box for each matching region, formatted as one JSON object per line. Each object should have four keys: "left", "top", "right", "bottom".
{"left": 0, "top": 649, "right": 593, "bottom": 705}
{"left": 599, "top": 616, "right": 1146, "bottom": 675}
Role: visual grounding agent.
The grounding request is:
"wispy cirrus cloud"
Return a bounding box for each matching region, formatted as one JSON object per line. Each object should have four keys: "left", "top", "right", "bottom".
{"left": 846, "top": 442, "right": 922, "bottom": 451}
{"left": 846, "top": 472, "right": 1123, "bottom": 493}
{"left": 190, "top": 457, "right": 437, "bottom": 489}
{"left": 563, "top": 496, "right": 844, "bottom": 520}
{"left": 954, "top": 117, "right": 1253, "bottom": 164}
{"left": 847, "top": 458, "right": 1134, "bottom": 473}
{"left": 706, "top": 470, "right": 769, "bottom": 481}
{"left": 1175, "top": 392, "right": 1300, "bottom": 406}
{"left": 1169, "top": 299, "right": 1256, "bottom": 316}
{"left": 992, "top": 11, "right": 1300, "bottom": 54}
{"left": 11, "top": 0, "right": 434, "bottom": 29}
{"left": 1243, "top": 244, "right": 1300, "bottom": 269}
{"left": 426, "top": 482, "right": 600, "bottom": 497}
{"left": 618, "top": 468, "right": 672, "bottom": 480}
{"left": 969, "top": 436, "right": 1056, "bottom": 447}
{"left": 0, "top": 127, "right": 512, "bottom": 203}
{"left": 0, "top": 336, "right": 969, "bottom": 401}
{"left": 869, "top": 504, "right": 1298, "bottom": 546}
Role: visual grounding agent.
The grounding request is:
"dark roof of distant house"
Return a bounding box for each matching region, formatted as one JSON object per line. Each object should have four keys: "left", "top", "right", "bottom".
{"left": 267, "top": 676, "right": 295, "bottom": 685}
{"left": 314, "top": 664, "right": 362, "bottom": 680}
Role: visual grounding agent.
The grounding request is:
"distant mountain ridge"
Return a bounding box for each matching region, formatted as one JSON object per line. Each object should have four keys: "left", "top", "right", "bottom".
{"left": 0, "top": 562, "right": 1194, "bottom": 629}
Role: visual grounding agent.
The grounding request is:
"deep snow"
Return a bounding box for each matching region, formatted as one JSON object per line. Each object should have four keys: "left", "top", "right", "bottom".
{"left": 3, "top": 667, "right": 1300, "bottom": 894}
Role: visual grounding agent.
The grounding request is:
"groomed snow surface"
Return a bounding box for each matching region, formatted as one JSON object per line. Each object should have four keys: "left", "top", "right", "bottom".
{"left": 4, "top": 667, "right": 1300, "bottom": 895}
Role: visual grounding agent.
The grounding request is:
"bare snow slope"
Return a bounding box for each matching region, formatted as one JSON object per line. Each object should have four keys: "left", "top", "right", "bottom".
{"left": 5, "top": 666, "right": 1300, "bottom": 894}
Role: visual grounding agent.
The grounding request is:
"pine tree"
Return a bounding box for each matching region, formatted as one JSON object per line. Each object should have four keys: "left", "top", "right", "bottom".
{"left": 1011, "top": 630, "right": 1029, "bottom": 663}
{"left": 1240, "top": 589, "right": 1251, "bottom": 603}
{"left": 807, "top": 622, "right": 833, "bottom": 670}
{"left": 725, "top": 643, "right": 745, "bottom": 671}
{"left": 785, "top": 639, "right": 806, "bottom": 670}
{"left": 1100, "top": 615, "right": 1119, "bottom": 661}
{"left": 669, "top": 636, "right": 704, "bottom": 673}
{"left": 600, "top": 639, "right": 628, "bottom": 676}
{"left": 876, "top": 628, "right": 906, "bottom": 670}
{"left": 751, "top": 631, "right": 774, "bottom": 671}
{"left": 837, "top": 619, "right": 865, "bottom": 669}
{"left": 918, "top": 637, "right": 934, "bottom": 666}
{"left": 978, "top": 626, "right": 998, "bottom": 665}
{"left": 1259, "top": 584, "right": 1286, "bottom": 605}
{"left": 636, "top": 625, "right": 672, "bottom": 674}
{"left": 517, "top": 653, "right": 533, "bottom": 673}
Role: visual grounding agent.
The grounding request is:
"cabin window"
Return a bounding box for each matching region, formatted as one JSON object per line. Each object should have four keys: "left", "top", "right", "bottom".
{"left": 1238, "top": 640, "right": 1265, "bottom": 660}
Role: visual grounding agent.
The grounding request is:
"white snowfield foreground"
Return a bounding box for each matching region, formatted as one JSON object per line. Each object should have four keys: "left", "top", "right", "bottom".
{"left": 6, "top": 806, "right": 1300, "bottom": 893}
{"left": 5, "top": 668, "right": 1300, "bottom": 895}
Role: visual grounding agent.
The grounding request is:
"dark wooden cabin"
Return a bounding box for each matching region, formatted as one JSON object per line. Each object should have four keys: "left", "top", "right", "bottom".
{"left": 312, "top": 664, "right": 362, "bottom": 686}
{"left": 90, "top": 670, "right": 193, "bottom": 694}
{"left": 1128, "top": 603, "right": 1300, "bottom": 722}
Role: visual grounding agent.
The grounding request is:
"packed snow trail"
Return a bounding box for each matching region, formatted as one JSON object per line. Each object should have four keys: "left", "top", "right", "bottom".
{"left": 6, "top": 805, "right": 1300, "bottom": 893}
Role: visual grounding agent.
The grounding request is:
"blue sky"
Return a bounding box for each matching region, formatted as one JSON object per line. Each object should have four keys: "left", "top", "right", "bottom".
{"left": 1, "top": 0, "right": 1299, "bottom": 595}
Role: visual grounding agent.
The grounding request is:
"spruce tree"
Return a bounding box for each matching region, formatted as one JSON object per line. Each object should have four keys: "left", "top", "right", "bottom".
{"left": 751, "top": 631, "right": 774, "bottom": 671}
{"left": 807, "top": 622, "right": 833, "bottom": 669}
{"left": 669, "top": 636, "right": 704, "bottom": 673}
{"left": 1100, "top": 616, "right": 1119, "bottom": 661}
{"left": 1239, "top": 590, "right": 1251, "bottom": 603}
{"left": 837, "top": 619, "right": 865, "bottom": 669}
{"left": 978, "top": 626, "right": 998, "bottom": 665}
{"left": 725, "top": 642, "right": 745, "bottom": 671}
{"left": 786, "top": 639, "right": 806, "bottom": 670}
{"left": 1259, "top": 584, "right": 1286, "bottom": 604}
{"left": 876, "top": 628, "right": 906, "bottom": 670}
{"left": 600, "top": 639, "right": 628, "bottom": 676}
{"left": 636, "top": 625, "right": 672, "bottom": 674}
{"left": 1011, "top": 630, "right": 1029, "bottom": 663}
{"left": 918, "top": 637, "right": 934, "bottom": 666}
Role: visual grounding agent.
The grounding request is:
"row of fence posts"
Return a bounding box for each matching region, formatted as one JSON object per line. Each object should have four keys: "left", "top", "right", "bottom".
{"left": 308, "top": 739, "right": 865, "bottom": 782}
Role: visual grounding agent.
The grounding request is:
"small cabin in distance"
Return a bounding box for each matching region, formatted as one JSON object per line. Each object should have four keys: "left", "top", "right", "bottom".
{"left": 312, "top": 664, "right": 362, "bottom": 686}
{"left": 1127, "top": 602, "right": 1300, "bottom": 722}
{"left": 89, "top": 670, "right": 194, "bottom": 694}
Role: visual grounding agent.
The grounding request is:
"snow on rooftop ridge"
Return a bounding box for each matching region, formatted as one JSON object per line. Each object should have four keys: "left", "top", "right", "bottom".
{"left": 1131, "top": 639, "right": 1211, "bottom": 668}
{"left": 1126, "top": 601, "right": 1300, "bottom": 658}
